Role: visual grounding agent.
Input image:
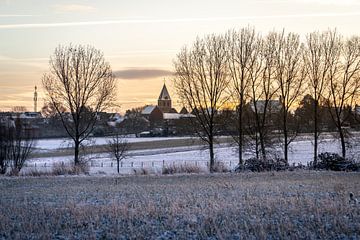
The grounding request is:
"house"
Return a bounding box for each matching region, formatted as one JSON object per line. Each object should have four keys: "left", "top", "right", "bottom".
{"left": 251, "top": 99, "right": 281, "bottom": 114}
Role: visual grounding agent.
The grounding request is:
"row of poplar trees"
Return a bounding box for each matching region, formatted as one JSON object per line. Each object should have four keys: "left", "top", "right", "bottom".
{"left": 173, "top": 27, "right": 360, "bottom": 172}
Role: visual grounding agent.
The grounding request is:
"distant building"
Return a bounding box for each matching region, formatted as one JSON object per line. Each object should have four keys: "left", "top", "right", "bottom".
{"left": 141, "top": 105, "right": 163, "bottom": 123}
{"left": 251, "top": 99, "right": 281, "bottom": 114}
{"left": 158, "top": 83, "right": 172, "bottom": 113}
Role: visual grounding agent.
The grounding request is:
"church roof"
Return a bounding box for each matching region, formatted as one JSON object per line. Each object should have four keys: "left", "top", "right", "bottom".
{"left": 158, "top": 84, "right": 171, "bottom": 100}
{"left": 141, "top": 105, "right": 156, "bottom": 115}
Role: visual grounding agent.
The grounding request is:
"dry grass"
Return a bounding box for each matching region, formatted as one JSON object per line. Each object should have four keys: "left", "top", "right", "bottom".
{"left": 162, "top": 164, "right": 203, "bottom": 174}
{"left": 0, "top": 171, "right": 359, "bottom": 239}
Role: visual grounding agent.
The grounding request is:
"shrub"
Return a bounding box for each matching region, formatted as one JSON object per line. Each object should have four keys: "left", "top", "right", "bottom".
{"left": 20, "top": 169, "right": 52, "bottom": 177}
{"left": 236, "top": 158, "right": 288, "bottom": 172}
{"left": 313, "top": 152, "right": 360, "bottom": 171}
{"left": 212, "top": 162, "right": 230, "bottom": 173}
{"left": 162, "top": 164, "right": 202, "bottom": 175}
{"left": 52, "top": 162, "right": 90, "bottom": 175}
{"left": 133, "top": 168, "right": 150, "bottom": 175}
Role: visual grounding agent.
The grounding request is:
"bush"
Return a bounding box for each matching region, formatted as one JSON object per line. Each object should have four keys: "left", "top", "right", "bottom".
{"left": 52, "top": 162, "right": 90, "bottom": 175}
{"left": 20, "top": 169, "right": 52, "bottom": 177}
{"left": 236, "top": 158, "right": 288, "bottom": 172}
{"left": 313, "top": 152, "right": 360, "bottom": 171}
{"left": 133, "top": 168, "right": 151, "bottom": 175}
{"left": 212, "top": 162, "right": 231, "bottom": 173}
{"left": 162, "top": 164, "right": 202, "bottom": 175}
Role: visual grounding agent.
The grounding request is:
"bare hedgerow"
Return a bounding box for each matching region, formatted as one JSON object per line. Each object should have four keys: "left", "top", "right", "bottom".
{"left": 162, "top": 164, "right": 203, "bottom": 175}
{"left": 52, "top": 162, "right": 89, "bottom": 175}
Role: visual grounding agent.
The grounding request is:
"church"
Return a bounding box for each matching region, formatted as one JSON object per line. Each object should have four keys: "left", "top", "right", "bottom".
{"left": 140, "top": 83, "right": 194, "bottom": 135}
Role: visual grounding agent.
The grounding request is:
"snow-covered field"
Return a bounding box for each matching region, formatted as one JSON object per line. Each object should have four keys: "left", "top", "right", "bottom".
{"left": 24, "top": 136, "right": 360, "bottom": 175}
{"left": 34, "top": 136, "right": 193, "bottom": 152}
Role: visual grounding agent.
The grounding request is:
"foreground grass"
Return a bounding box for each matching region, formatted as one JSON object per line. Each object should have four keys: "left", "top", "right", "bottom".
{"left": 0, "top": 171, "right": 359, "bottom": 239}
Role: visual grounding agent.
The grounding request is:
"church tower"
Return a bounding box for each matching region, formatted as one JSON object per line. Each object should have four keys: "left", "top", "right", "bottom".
{"left": 158, "top": 83, "right": 172, "bottom": 113}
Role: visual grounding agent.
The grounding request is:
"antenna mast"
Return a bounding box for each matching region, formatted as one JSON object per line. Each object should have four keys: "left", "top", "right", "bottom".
{"left": 33, "top": 86, "right": 38, "bottom": 112}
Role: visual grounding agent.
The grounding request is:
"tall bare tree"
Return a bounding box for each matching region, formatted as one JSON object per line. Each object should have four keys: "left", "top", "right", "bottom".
{"left": 303, "top": 30, "right": 335, "bottom": 164}
{"left": 325, "top": 35, "right": 360, "bottom": 158}
{"left": 247, "top": 32, "right": 279, "bottom": 161}
{"left": 226, "top": 27, "right": 259, "bottom": 166}
{"left": 42, "top": 45, "right": 116, "bottom": 166}
{"left": 273, "top": 31, "right": 306, "bottom": 164}
{"left": 173, "top": 35, "right": 229, "bottom": 172}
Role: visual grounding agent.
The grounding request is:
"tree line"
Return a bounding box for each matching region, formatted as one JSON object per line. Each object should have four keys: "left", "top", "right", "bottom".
{"left": 173, "top": 27, "right": 360, "bottom": 172}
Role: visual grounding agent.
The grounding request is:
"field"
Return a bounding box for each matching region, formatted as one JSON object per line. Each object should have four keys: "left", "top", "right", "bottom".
{"left": 1, "top": 171, "right": 359, "bottom": 239}
{"left": 23, "top": 134, "right": 360, "bottom": 175}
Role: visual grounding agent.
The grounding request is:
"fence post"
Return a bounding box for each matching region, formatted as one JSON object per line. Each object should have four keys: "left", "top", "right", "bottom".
{"left": 230, "top": 161, "right": 232, "bottom": 167}
{"left": 111, "top": 162, "right": 113, "bottom": 167}
{"left": 152, "top": 162, "right": 154, "bottom": 167}
{"left": 163, "top": 160, "right": 165, "bottom": 167}
{"left": 35, "top": 163, "right": 37, "bottom": 168}
{"left": 131, "top": 162, "right": 134, "bottom": 167}
{"left": 44, "top": 163, "right": 46, "bottom": 167}
{"left": 195, "top": 161, "right": 197, "bottom": 166}
{"left": 121, "top": 161, "right": 123, "bottom": 168}
{"left": 141, "top": 162, "right": 144, "bottom": 168}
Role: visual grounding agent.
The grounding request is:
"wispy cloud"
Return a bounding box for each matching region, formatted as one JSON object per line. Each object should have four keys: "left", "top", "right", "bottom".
{"left": 1, "top": 12, "right": 360, "bottom": 29}
{"left": 0, "top": 14, "right": 38, "bottom": 17}
{"left": 295, "top": 0, "right": 360, "bottom": 5}
{"left": 114, "top": 68, "right": 173, "bottom": 80}
{"left": 54, "top": 4, "right": 97, "bottom": 13}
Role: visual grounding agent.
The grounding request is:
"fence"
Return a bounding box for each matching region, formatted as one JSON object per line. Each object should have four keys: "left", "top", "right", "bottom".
{"left": 23, "top": 159, "right": 237, "bottom": 172}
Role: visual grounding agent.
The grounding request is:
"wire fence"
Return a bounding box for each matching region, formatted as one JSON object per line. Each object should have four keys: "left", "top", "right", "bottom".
{"left": 23, "top": 159, "right": 237, "bottom": 171}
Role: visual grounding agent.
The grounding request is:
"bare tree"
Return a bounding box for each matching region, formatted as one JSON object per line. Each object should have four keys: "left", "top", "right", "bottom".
{"left": 247, "top": 32, "right": 279, "bottom": 161}
{"left": 325, "top": 35, "right": 360, "bottom": 158}
{"left": 107, "top": 133, "right": 128, "bottom": 174}
{"left": 42, "top": 45, "right": 116, "bottom": 166}
{"left": 273, "top": 31, "right": 306, "bottom": 164}
{"left": 226, "top": 27, "right": 259, "bottom": 166}
{"left": 0, "top": 121, "right": 12, "bottom": 174}
{"left": 41, "top": 101, "right": 66, "bottom": 118}
{"left": 303, "top": 30, "right": 335, "bottom": 164}
{"left": 173, "top": 34, "right": 229, "bottom": 172}
{"left": 12, "top": 106, "right": 27, "bottom": 112}
{"left": 9, "top": 118, "right": 36, "bottom": 174}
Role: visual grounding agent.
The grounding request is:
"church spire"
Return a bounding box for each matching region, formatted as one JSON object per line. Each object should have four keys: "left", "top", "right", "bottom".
{"left": 158, "top": 83, "right": 171, "bottom": 100}
{"left": 157, "top": 81, "right": 172, "bottom": 113}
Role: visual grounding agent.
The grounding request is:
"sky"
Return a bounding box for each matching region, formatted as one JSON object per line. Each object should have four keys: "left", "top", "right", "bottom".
{"left": 1, "top": 0, "right": 360, "bottom": 113}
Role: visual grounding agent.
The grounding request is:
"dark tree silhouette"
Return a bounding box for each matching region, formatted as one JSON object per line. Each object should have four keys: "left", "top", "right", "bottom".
{"left": 173, "top": 34, "right": 229, "bottom": 172}
{"left": 42, "top": 45, "right": 116, "bottom": 166}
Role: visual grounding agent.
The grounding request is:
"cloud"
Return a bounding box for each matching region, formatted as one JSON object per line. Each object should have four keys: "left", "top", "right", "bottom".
{"left": 0, "top": 14, "right": 37, "bottom": 17}
{"left": 114, "top": 68, "right": 173, "bottom": 80}
{"left": 54, "top": 4, "right": 97, "bottom": 13}
{"left": 295, "top": 0, "right": 360, "bottom": 5}
{"left": 2, "top": 12, "right": 360, "bottom": 29}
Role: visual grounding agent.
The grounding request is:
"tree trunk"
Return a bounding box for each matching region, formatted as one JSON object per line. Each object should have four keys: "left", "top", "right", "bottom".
{"left": 74, "top": 139, "right": 80, "bottom": 166}
{"left": 117, "top": 159, "right": 120, "bottom": 174}
{"left": 238, "top": 104, "right": 243, "bottom": 166}
{"left": 339, "top": 126, "right": 346, "bottom": 158}
{"left": 283, "top": 109, "right": 288, "bottom": 165}
{"left": 209, "top": 137, "right": 215, "bottom": 173}
{"left": 314, "top": 100, "right": 318, "bottom": 164}
{"left": 259, "top": 131, "right": 266, "bottom": 161}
